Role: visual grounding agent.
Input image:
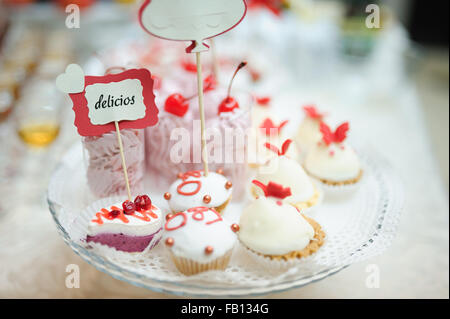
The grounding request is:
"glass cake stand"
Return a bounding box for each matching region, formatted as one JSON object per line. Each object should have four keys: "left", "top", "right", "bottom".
{"left": 47, "top": 143, "right": 404, "bottom": 297}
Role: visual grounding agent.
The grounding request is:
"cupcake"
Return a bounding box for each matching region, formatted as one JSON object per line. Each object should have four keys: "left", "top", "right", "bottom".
{"left": 163, "top": 207, "right": 238, "bottom": 275}
{"left": 239, "top": 180, "right": 325, "bottom": 261}
{"left": 249, "top": 116, "right": 300, "bottom": 167}
{"left": 164, "top": 171, "right": 233, "bottom": 214}
{"left": 304, "top": 122, "right": 363, "bottom": 186}
{"left": 295, "top": 105, "right": 327, "bottom": 161}
{"left": 86, "top": 195, "right": 163, "bottom": 253}
{"left": 82, "top": 129, "right": 145, "bottom": 198}
{"left": 252, "top": 139, "right": 321, "bottom": 210}
{"left": 251, "top": 96, "right": 274, "bottom": 127}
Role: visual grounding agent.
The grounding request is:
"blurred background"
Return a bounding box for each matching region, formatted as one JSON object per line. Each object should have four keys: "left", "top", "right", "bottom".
{"left": 0, "top": 0, "right": 448, "bottom": 298}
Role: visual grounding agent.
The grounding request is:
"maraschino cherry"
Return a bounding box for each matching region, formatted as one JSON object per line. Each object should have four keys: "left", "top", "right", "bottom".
{"left": 134, "top": 195, "right": 152, "bottom": 211}
{"left": 218, "top": 61, "right": 247, "bottom": 115}
{"left": 165, "top": 75, "right": 217, "bottom": 117}
{"left": 165, "top": 93, "right": 189, "bottom": 117}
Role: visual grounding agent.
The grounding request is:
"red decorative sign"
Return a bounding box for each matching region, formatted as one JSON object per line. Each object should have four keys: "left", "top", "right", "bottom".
{"left": 67, "top": 68, "right": 158, "bottom": 137}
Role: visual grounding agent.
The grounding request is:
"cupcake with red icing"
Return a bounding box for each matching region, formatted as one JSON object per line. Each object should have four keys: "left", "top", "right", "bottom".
{"left": 164, "top": 170, "right": 233, "bottom": 214}
{"left": 295, "top": 105, "right": 327, "bottom": 161}
{"left": 86, "top": 195, "right": 163, "bottom": 253}
{"left": 163, "top": 206, "right": 238, "bottom": 275}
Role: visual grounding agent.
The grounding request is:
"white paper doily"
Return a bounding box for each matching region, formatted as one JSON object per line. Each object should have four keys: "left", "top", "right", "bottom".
{"left": 48, "top": 142, "right": 404, "bottom": 297}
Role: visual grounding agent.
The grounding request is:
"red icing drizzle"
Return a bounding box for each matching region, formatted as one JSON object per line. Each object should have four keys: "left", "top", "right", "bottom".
{"left": 164, "top": 207, "right": 223, "bottom": 232}
{"left": 92, "top": 205, "right": 158, "bottom": 225}
{"left": 187, "top": 207, "right": 223, "bottom": 225}
{"left": 165, "top": 212, "right": 188, "bottom": 231}
{"left": 176, "top": 171, "right": 203, "bottom": 196}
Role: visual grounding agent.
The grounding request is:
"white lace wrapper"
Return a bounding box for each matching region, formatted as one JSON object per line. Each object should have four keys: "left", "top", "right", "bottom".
{"left": 83, "top": 129, "right": 145, "bottom": 199}
{"left": 48, "top": 143, "right": 404, "bottom": 296}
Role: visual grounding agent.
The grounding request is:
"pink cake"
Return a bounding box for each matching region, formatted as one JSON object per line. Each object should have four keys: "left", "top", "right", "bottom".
{"left": 83, "top": 129, "right": 145, "bottom": 198}
{"left": 145, "top": 61, "right": 252, "bottom": 196}
{"left": 145, "top": 88, "right": 251, "bottom": 195}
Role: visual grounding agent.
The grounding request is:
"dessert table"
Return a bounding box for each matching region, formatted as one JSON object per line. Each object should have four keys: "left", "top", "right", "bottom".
{"left": 0, "top": 4, "right": 448, "bottom": 298}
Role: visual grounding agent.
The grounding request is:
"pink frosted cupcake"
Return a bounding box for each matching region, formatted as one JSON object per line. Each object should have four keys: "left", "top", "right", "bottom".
{"left": 83, "top": 129, "right": 145, "bottom": 198}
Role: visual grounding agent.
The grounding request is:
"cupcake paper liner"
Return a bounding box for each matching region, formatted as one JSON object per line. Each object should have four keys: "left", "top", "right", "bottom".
{"left": 309, "top": 170, "right": 364, "bottom": 197}
{"left": 241, "top": 215, "right": 326, "bottom": 270}
{"left": 169, "top": 249, "right": 234, "bottom": 276}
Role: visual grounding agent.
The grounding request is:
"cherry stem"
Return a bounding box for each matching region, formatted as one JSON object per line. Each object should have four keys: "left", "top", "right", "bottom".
{"left": 227, "top": 61, "right": 247, "bottom": 99}
{"left": 185, "top": 78, "right": 216, "bottom": 101}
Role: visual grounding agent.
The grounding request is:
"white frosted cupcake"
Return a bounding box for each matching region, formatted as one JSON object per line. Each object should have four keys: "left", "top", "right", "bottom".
{"left": 304, "top": 122, "right": 363, "bottom": 187}
{"left": 163, "top": 171, "right": 233, "bottom": 214}
{"left": 252, "top": 140, "right": 321, "bottom": 210}
{"left": 163, "top": 207, "right": 238, "bottom": 275}
{"left": 295, "top": 105, "right": 327, "bottom": 161}
{"left": 249, "top": 116, "right": 299, "bottom": 167}
{"left": 239, "top": 180, "right": 325, "bottom": 262}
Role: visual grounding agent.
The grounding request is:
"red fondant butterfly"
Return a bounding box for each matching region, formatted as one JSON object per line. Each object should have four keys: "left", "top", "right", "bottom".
{"left": 259, "top": 118, "right": 289, "bottom": 136}
{"left": 303, "top": 105, "right": 324, "bottom": 119}
{"left": 264, "top": 139, "right": 292, "bottom": 156}
{"left": 252, "top": 180, "right": 292, "bottom": 199}
{"left": 320, "top": 122, "right": 350, "bottom": 145}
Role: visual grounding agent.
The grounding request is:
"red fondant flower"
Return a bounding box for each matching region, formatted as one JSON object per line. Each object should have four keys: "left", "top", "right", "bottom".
{"left": 252, "top": 180, "right": 292, "bottom": 199}
{"left": 255, "top": 96, "right": 271, "bottom": 106}
{"left": 320, "top": 122, "right": 350, "bottom": 145}
{"left": 264, "top": 139, "right": 292, "bottom": 156}
{"left": 303, "top": 105, "right": 324, "bottom": 119}
{"left": 181, "top": 60, "right": 197, "bottom": 73}
{"left": 259, "top": 118, "right": 289, "bottom": 136}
